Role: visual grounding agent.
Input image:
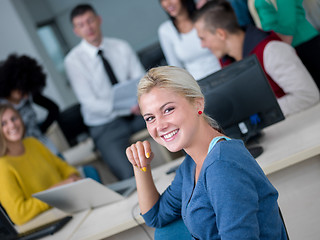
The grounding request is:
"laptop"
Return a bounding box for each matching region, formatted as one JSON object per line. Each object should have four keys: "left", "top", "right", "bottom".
{"left": 32, "top": 178, "right": 136, "bottom": 214}
{"left": 0, "top": 206, "right": 72, "bottom": 240}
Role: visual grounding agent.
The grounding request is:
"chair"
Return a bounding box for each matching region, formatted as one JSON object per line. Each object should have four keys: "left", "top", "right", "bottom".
{"left": 154, "top": 218, "right": 192, "bottom": 240}
{"left": 53, "top": 103, "right": 99, "bottom": 165}
{"left": 279, "top": 207, "right": 290, "bottom": 240}
{"left": 154, "top": 209, "right": 289, "bottom": 240}
{"left": 52, "top": 103, "right": 101, "bottom": 182}
{"left": 138, "top": 42, "right": 167, "bottom": 71}
{"left": 56, "top": 103, "right": 89, "bottom": 147}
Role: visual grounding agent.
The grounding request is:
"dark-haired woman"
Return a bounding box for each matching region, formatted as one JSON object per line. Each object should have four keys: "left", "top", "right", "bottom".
{"left": 0, "top": 54, "right": 59, "bottom": 154}
{"left": 158, "top": 0, "right": 221, "bottom": 80}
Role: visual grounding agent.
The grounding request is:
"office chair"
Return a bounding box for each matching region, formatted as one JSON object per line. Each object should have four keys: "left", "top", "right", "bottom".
{"left": 57, "top": 103, "right": 89, "bottom": 147}
{"left": 138, "top": 42, "right": 167, "bottom": 71}
{"left": 154, "top": 209, "right": 289, "bottom": 240}
{"left": 279, "top": 207, "right": 290, "bottom": 240}
{"left": 56, "top": 103, "right": 101, "bottom": 183}
{"left": 154, "top": 218, "right": 192, "bottom": 240}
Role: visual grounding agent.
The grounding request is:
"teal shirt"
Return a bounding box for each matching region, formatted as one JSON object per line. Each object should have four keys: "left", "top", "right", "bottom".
{"left": 255, "top": 0, "right": 319, "bottom": 47}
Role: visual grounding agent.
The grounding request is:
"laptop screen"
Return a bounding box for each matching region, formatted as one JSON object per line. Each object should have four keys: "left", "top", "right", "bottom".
{"left": 0, "top": 205, "right": 72, "bottom": 240}
{"left": 0, "top": 205, "right": 17, "bottom": 240}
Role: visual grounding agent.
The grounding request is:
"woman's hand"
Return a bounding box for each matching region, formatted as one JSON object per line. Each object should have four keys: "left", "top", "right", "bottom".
{"left": 126, "top": 141, "right": 159, "bottom": 214}
{"left": 126, "top": 140, "right": 154, "bottom": 172}
{"left": 49, "top": 173, "right": 82, "bottom": 189}
{"left": 276, "top": 33, "right": 293, "bottom": 45}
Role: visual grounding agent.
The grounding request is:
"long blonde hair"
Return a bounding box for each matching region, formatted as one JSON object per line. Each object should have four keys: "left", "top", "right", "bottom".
{"left": 0, "top": 104, "right": 25, "bottom": 156}
{"left": 138, "top": 66, "right": 222, "bottom": 132}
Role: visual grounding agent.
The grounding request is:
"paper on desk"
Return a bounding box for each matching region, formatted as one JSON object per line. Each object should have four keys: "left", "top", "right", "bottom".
{"left": 112, "top": 78, "right": 140, "bottom": 116}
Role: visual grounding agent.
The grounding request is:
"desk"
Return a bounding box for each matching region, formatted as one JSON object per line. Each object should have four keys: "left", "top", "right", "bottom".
{"left": 254, "top": 103, "right": 320, "bottom": 175}
{"left": 43, "top": 103, "right": 320, "bottom": 240}
{"left": 69, "top": 160, "right": 181, "bottom": 240}
{"left": 255, "top": 103, "right": 320, "bottom": 240}
{"left": 40, "top": 159, "right": 182, "bottom": 240}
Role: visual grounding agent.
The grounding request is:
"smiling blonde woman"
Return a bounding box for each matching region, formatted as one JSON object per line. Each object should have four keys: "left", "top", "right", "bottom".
{"left": 126, "top": 66, "right": 288, "bottom": 239}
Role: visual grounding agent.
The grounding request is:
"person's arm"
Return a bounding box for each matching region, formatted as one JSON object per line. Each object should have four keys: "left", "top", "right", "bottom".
{"left": 126, "top": 141, "right": 159, "bottom": 214}
{"left": 32, "top": 93, "right": 59, "bottom": 133}
{"left": 264, "top": 41, "right": 320, "bottom": 116}
{"left": 49, "top": 173, "right": 81, "bottom": 189}
{"left": 273, "top": 0, "right": 296, "bottom": 36}
{"left": 30, "top": 137, "right": 80, "bottom": 183}
{"left": 158, "top": 22, "right": 184, "bottom": 68}
{"left": 126, "top": 140, "right": 183, "bottom": 227}
{"left": 0, "top": 161, "right": 50, "bottom": 225}
{"left": 257, "top": 0, "right": 296, "bottom": 42}
{"left": 40, "top": 140, "right": 80, "bottom": 181}
{"left": 196, "top": 0, "right": 207, "bottom": 9}
{"left": 275, "top": 33, "right": 293, "bottom": 45}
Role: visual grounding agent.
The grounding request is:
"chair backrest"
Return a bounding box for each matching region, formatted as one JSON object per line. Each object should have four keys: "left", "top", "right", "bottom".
{"left": 154, "top": 218, "right": 192, "bottom": 240}
{"left": 279, "top": 207, "right": 290, "bottom": 240}
{"left": 138, "top": 42, "right": 167, "bottom": 71}
{"left": 57, "top": 103, "right": 89, "bottom": 147}
{"left": 154, "top": 210, "right": 289, "bottom": 240}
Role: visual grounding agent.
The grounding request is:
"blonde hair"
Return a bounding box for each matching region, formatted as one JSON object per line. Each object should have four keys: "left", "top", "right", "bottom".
{"left": 138, "top": 66, "right": 222, "bottom": 132}
{"left": 0, "top": 104, "right": 25, "bottom": 156}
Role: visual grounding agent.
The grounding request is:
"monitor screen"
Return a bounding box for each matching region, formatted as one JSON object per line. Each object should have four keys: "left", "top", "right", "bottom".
{"left": 198, "top": 55, "right": 285, "bottom": 141}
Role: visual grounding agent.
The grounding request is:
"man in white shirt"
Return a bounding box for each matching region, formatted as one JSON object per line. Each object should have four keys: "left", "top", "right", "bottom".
{"left": 64, "top": 4, "right": 145, "bottom": 180}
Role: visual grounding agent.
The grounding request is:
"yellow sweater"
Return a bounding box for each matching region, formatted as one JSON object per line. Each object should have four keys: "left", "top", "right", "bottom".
{"left": 0, "top": 137, "right": 78, "bottom": 225}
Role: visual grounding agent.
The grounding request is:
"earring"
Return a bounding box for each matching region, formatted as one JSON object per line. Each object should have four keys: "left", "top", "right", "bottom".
{"left": 198, "top": 110, "right": 203, "bottom": 115}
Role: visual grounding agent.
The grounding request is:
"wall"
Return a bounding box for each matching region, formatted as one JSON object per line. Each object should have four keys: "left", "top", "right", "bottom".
{"left": 303, "top": 0, "right": 320, "bottom": 30}
{"left": 24, "top": 0, "right": 168, "bottom": 51}
{"left": 0, "top": 0, "right": 168, "bottom": 119}
{"left": 0, "top": 0, "right": 70, "bottom": 120}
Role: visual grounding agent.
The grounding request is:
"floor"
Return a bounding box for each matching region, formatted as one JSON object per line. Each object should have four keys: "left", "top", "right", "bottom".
{"left": 267, "top": 155, "right": 320, "bottom": 240}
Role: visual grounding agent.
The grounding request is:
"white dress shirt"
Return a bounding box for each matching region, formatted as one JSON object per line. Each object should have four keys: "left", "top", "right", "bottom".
{"left": 158, "top": 20, "right": 221, "bottom": 80}
{"left": 64, "top": 37, "right": 145, "bottom": 126}
{"left": 264, "top": 41, "right": 320, "bottom": 116}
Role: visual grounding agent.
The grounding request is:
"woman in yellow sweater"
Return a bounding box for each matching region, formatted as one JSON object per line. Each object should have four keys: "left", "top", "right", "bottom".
{"left": 0, "top": 104, "right": 80, "bottom": 225}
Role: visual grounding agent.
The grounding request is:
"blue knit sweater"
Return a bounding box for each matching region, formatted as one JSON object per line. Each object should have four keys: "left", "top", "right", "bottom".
{"left": 143, "top": 139, "right": 287, "bottom": 239}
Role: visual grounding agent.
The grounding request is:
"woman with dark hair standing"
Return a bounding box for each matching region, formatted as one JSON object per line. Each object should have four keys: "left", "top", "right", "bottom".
{"left": 158, "top": 0, "right": 221, "bottom": 80}
{"left": 0, "top": 54, "right": 59, "bottom": 154}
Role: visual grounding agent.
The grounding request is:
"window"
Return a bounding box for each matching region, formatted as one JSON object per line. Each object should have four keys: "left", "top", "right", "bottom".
{"left": 37, "top": 20, "right": 69, "bottom": 77}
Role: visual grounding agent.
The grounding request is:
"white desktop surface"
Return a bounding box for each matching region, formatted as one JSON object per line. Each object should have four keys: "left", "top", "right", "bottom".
{"left": 41, "top": 103, "right": 320, "bottom": 240}
{"left": 69, "top": 160, "right": 180, "bottom": 240}
{"left": 255, "top": 103, "right": 320, "bottom": 174}
{"left": 16, "top": 208, "right": 68, "bottom": 233}
{"left": 40, "top": 209, "right": 90, "bottom": 240}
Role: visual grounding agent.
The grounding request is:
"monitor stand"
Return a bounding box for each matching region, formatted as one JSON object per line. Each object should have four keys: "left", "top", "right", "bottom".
{"left": 247, "top": 146, "right": 263, "bottom": 158}
{"left": 245, "top": 131, "right": 264, "bottom": 158}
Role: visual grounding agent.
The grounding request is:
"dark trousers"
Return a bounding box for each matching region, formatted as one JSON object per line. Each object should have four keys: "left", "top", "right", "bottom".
{"left": 89, "top": 115, "right": 145, "bottom": 180}
{"left": 295, "top": 34, "right": 320, "bottom": 90}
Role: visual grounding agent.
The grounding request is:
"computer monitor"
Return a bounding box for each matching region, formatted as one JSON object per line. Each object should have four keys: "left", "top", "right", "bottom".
{"left": 198, "top": 55, "right": 285, "bottom": 143}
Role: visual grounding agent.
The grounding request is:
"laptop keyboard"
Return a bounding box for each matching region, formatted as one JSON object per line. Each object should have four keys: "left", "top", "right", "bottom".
{"left": 18, "top": 216, "right": 72, "bottom": 240}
